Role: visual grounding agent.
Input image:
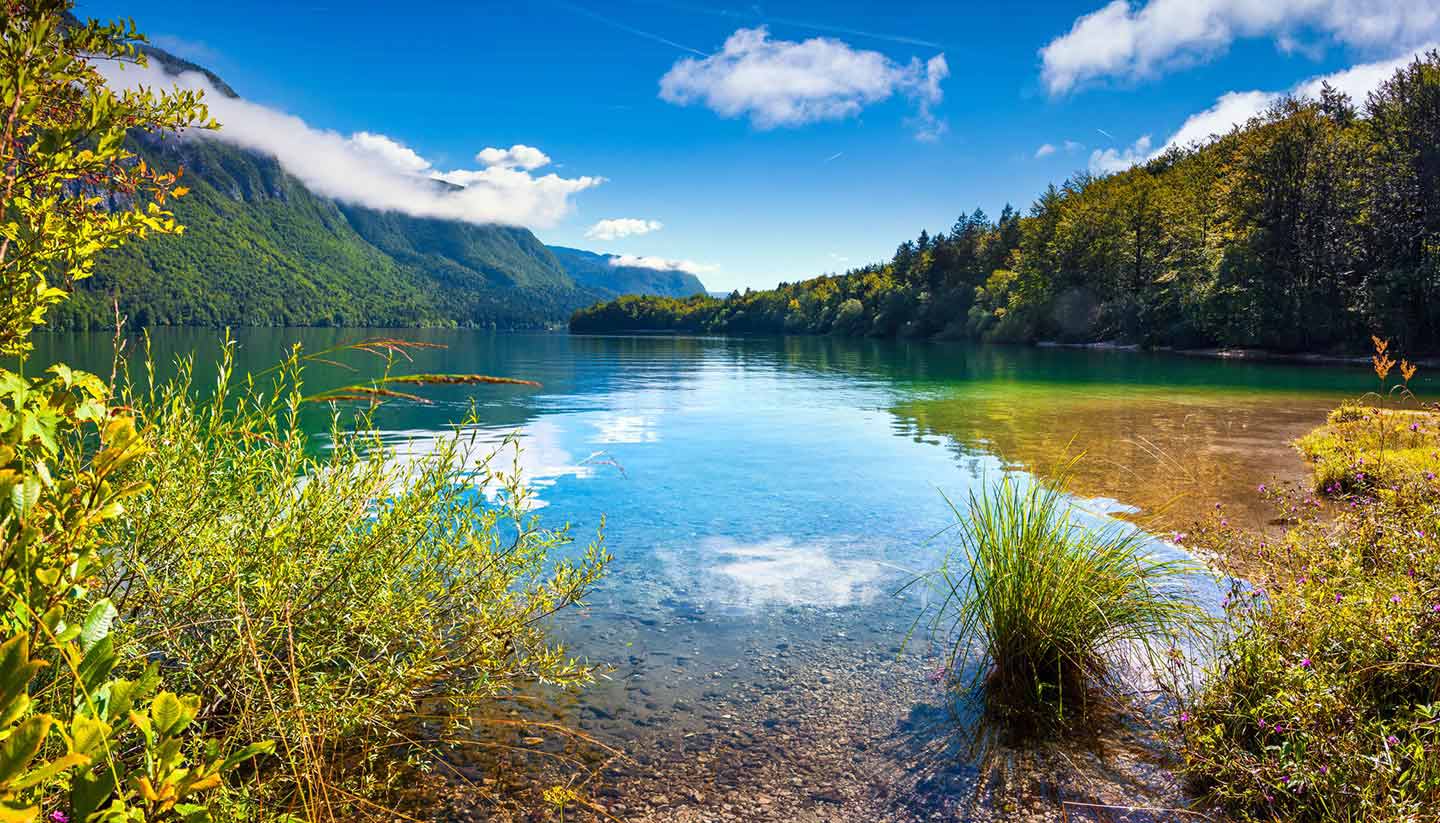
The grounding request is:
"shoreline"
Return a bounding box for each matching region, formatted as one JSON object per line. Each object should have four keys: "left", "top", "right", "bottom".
{"left": 1038, "top": 339, "right": 1440, "bottom": 367}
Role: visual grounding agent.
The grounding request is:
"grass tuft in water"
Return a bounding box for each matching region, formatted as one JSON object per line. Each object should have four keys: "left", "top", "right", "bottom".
{"left": 925, "top": 469, "right": 1205, "bottom": 733}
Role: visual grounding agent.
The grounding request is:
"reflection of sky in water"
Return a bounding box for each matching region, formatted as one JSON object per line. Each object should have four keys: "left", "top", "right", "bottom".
{"left": 372, "top": 350, "right": 1226, "bottom": 629}
{"left": 657, "top": 537, "right": 887, "bottom": 612}
{"left": 590, "top": 413, "right": 660, "bottom": 444}
{"left": 379, "top": 420, "right": 597, "bottom": 509}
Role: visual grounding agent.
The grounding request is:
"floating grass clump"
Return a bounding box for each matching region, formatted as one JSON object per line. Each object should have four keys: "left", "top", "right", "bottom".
{"left": 927, "top": 471, "right": 1204, "bottom": 731}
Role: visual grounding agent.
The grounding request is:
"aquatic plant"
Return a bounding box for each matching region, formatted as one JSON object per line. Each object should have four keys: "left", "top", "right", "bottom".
{"left": 1183, "top": 353, "right": 1440, "bottom": 821}
{"left": 923, "top": 470, "right": 1205, "bottom": 731}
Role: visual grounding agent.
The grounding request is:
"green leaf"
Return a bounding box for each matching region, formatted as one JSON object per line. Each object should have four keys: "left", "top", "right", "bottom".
{"left": 0, "top": 715, "right": 52, "bottom": 787}
{"left": 0, "top": 636, "right": 43, "bottom": 721}
{"left": 70, "top": 767, "right": 117, "bottom": 821}
{"left": 10, "top": 751, "right": 89, "bottom": 790}
{"left": 220, "top": 740, "right": 275, "bottom": 771}
{"left": 0, "top": 799, "right": 38, "bottom": 823}
{"left": 150, "top": 691, "right": 185, "bottom": 736}
{"left": 75, "top": 635, "right": 116, "bottom": 696}
{"left": 79, "top": 598, "right": 117, "bottom": 653}
{"left": 69, "top": 714, "right": 110, "bottom": 757}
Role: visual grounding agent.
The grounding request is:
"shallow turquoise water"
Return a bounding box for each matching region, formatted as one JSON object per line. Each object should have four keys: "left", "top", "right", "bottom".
{"left": 26, "top": 329, "right": 1410, "bottom": 813}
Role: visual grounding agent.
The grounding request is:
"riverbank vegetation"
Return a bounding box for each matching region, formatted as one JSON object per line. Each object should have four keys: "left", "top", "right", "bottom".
{"left": 102, "top": 343, "right": 609, "bottom": 819}
{"left": 1179, "top": 346, "right": 1440, "bottom": 820}
{"left": 1, "top": 3, "right": 605, "bottom": 820}
{"left": 922, "top": 471, "right": 1203, "bottom": 733}
{"left": 921, "top": 343, "right": 1439, "bottom": 820}
{"left": 573, "top": 51, "right": 1440, "bottom": 355}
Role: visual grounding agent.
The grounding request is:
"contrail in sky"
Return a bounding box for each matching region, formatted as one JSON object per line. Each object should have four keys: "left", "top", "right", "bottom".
{"left": 824, "top": 151, "right": 844, "bottom": 163}
{"left": 636, "top": 0, "right": 945, "bottom": 49}
{"left": 1096, "top": 127, "right": 1116, "bottom": 140}
{"left": 554, "top": 1, "right": 708, "bottom": 56}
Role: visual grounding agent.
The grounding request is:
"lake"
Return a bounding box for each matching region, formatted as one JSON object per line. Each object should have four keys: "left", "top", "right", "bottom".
{"left": 29, "top": 329, "right": 1409, "bottom": 821}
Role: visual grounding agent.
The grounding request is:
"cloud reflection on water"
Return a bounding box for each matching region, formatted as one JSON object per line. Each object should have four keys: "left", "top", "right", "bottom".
{"left": 665, "top": 537, "right": 888, "bottom": 612}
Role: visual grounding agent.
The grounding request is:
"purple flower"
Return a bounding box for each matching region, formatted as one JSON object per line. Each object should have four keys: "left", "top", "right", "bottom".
{"left": 1387, "top": 735, "right": 1400, "bottom": 746}
{"left": 1320, "top": 765, "right": 1328, "bottom": 774}
{"left": 49, "top": 813, "right": 68, "bottom": 823}
{"left": 1257, "top": 483, "right": 1267, "bottom": 493}
{"left": 1179, "top": 711, "right": 1190, "bottom": 723}
{"left": 1335, "top": 593, "right": 1343, "bottom": 604}
{"left": 1411, "top": 423, "right": 1419, "bottom": 432}
{"left": 1433, "top": 603, "right": 1440, "bottom": 612}
{"left": 1220, "top": 518, "right": 1229, "bottom": 527}
{"left": 1300, "top": 658, "right": 1312, "bottom": 669}
{"left": 1392, "top": 595, "right": 1403, "bottom": 604}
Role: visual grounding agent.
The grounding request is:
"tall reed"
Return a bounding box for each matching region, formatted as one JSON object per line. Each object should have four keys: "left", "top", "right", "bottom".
{"left": 926, "top": 470, "right": 1204, "bottom": 730}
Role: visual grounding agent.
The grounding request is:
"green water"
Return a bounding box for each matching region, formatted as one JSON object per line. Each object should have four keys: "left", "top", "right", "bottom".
{"left": 27, "top": 328, "right": 1403, "bottom": 817}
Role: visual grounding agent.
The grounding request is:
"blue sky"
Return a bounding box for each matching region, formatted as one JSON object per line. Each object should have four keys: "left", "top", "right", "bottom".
{"left": 78, "top": 1, "right": 1440, "bottom": 292}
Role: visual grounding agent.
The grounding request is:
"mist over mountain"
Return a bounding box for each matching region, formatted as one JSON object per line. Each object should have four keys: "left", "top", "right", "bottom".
{"left": 55, "top": 41, "right": 703, "bottom": 332}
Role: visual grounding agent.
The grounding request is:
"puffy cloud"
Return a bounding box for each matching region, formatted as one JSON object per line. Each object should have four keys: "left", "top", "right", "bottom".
{"left": 585, "top": 218, "right": 664, "bottom": 240}
{"left": 1158, "top": 43, "right": 1439, "bottom": 153}
{"left": 474, "top": 144, "right": 551, "bottom": 170}
{"left": 97, "top": 61, "right": 601, "bottom": 229}
{"left": 348, "top": 131, "right": 432, "bottom": 174}
{"left": 1034, "top": 143, "right": 1057, "bottom": 158}
{"left": 659, "top": 26, "right": 948, "bottom": 139}
{"left": 1040, "top": 0, "right": 1440, "bottom": 95}
{"left": 1159, "top": 90, "right": 1278, "bottom": 152}
{"left": 1086, "top": 44, "right": 1440, "bottom": 176}
{"left": 1089, "top": 134, "right": 1152, "bottom": 174}
{"left": 609, "top": 254, "right": 718, "bottom": 275}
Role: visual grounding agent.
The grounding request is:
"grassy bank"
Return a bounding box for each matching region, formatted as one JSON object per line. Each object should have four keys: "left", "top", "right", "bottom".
{"left": 1178, "top": 365, "right": 1440, "bottom": 820}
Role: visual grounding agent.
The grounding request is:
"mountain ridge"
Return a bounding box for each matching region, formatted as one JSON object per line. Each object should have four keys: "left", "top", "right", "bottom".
{"left": 55, "top": 42, "right": 703, "bottom": 332}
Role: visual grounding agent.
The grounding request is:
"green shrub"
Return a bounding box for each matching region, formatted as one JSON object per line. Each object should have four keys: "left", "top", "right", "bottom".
{"left": 0, "top": 3, "right": 277, "bottom": 820}
{"left": 98, "top": 343, "right": 609, "bottom": 819}
{"left": 1295, "top": 405, "right": 1440, "bottom": 495}
{"left": 1184, "top": 433, "right": 1440, "bottom": 820}
{"left": 922, "top": 471, "right": 1205, "bottom": 731}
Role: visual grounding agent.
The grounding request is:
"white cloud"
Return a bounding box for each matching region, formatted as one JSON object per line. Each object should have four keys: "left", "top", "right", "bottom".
{"left": 1035, "top": 143, "right": 1057, "bottom": 158}
{"left": 585, "top": 218, "right": 664, "bottom": 240}
{"left": 1158, "top": 43, "right": 1438, "bottom": 153}
{"left": 1159, "top": 90, "right": 1278, "bottom": 151}
{"left": 98, "top": 61, "right": 602, "bottom": 229}
{"left": 609, "top": 254, "right": 718, "bottom": 275}
{"left": 659, "top": 26, "right": 948, "bottom": 139}
{"left": 1089, "top": 134, "right": 1152, "bottom": 174}
{"left": 474, "top": 144, "right": 551, "bottom": 170}
{"left": 348, "top": 131, "right": 432, "bottom": 174}
{"left": 1040, "top": 0, "right": 1440, "bottom": 95}
{"left": 1064, "top": 139, "right": 1086, "bottom": 152}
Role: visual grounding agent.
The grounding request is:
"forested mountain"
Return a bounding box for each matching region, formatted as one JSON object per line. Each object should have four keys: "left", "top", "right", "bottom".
{"left": 52, "top": 43, "right": 703, "bottom": 332}
{"left": 548, "top": 247, "right": 706, "bottom": 299}
{"left": 573, "top": 53, "right": 1440, "bottom": 354}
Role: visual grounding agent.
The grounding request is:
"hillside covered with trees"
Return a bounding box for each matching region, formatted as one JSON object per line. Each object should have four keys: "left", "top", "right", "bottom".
{"left": 50, "top": 42, "right": 704, "bottom": 333}
{"left": 573, "top": 52, "right": 1440, "bottom": 354}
